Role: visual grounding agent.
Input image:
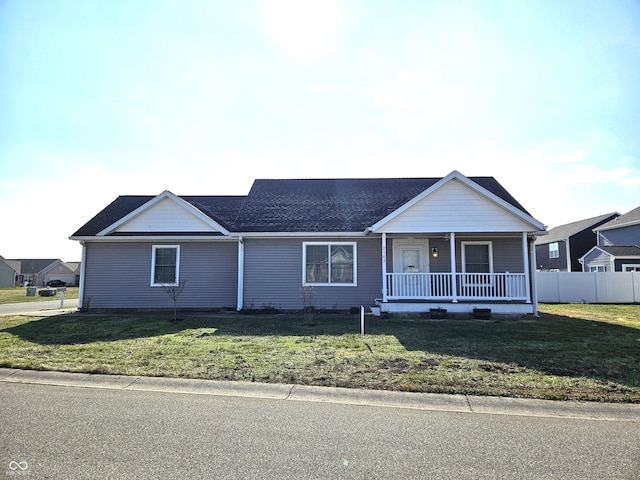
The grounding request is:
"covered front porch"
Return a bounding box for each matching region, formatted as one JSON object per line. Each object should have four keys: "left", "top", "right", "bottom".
{"left": 374, "top": 232, "right": 538, "bottom": 316}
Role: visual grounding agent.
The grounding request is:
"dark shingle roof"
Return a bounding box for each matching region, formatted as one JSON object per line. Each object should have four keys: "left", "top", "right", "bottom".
{"left": 72, "top": 176, "right": 533, "bottom": 236}
{"left": 534, "top": 213, "right": 619, "bottom": 245}
{"left": 597, "top": 246, "right": 640, "bottom": 257}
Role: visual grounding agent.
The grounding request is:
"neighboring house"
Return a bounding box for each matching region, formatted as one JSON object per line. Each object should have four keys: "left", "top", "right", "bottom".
{"left": 0, "top": 256, "right": 18, "bottom": 288}
{"left": 6, "top": 259, "right": 60, "bottom": 286}
{"left": 3, "top": 258, "right": 80, "bottom": 286}
{"left": 534, "top": 213, "right": 618, "bottom": 272}
{"left": 70, "top": 171, "right": 547, "bottom": 316}
{"left": 579, "top": 246, "right": 640, "bottom": 272}
{"left": 580, "top": 206, "right": 640, "bottom": 272}
{"left": 41, "top": 260, "right": 80, "bottom": 286}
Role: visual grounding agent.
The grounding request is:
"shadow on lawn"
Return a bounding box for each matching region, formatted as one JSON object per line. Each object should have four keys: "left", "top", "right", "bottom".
{"left": 4, "top": 311, "right": 639, "bottom": 388}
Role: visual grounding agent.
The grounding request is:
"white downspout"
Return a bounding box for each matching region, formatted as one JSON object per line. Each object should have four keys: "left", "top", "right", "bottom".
{"left": 450, "top": 233, "right": 457, "bottom": 303}
{"left": 78, "top": 241, "right": 87, "bottom": 309}
{"left": 564, "top": 237, "right": 571, "bottom": 271}
{"left": 531, "top": 238, "right": 539, "bottom": 316}
{"left": 237, "top": 237, "right": 244, "bottom": 311}
{"left": 381, "top": 233, "right": 387, "bottom": 302}
{"left": 522, "top": 232, "right": 531, "bottom": 303}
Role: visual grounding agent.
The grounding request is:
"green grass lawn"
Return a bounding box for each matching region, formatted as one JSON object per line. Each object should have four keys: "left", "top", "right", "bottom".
{"left": 0, "top": 287, "right": 79, "bottom": 304}
{"left": 0, "top": 303, "right": 638, "bottom": 402}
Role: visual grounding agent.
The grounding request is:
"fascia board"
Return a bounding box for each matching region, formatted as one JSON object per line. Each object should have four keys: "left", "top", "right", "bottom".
{"left": 97, "top": 190, "right": 230, "bottom": 236}
{"left": 369, "top": 170, "right": 546, "bottom": 232}
{"left": 595, "top": 218, "right": 640, "bottom": 232}
{"left": 70, "top": 235, "right": 238, "bottom": 242}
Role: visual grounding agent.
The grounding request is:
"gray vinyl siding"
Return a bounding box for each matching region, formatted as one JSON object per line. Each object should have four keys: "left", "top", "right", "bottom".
{"left": 393, "top": 236, "right": 525, "bottom": 273}
{"left": 582, "top": 249, "right": 611, "bottom": 272}
{"left": 243, "top": 237, "right": 382, "bottom": 310}
{"left": 599, "top": 224, "right": 640, "bottom": 246}
{"left": 0, "top": 261, "right": 15, "bottom": 288}
{"left": 83, "top": 241, "right": 237, "bottom": 309}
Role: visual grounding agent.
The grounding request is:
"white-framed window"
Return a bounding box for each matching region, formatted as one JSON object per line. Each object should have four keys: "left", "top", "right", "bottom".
{"left": 589, "top": 265, "right": 605, "bottom": 272}
{"left": 461, "top": 242, "right": 493, "bottom": 274}
{"left": 623, "top": 264, "right": 640, "bottom": 272}
{"left": 303, "top": 242, "right": 357, "bottom": 286}
{"left": 151, "top": 245, "right": 180, "bottom": 286}
{"left": 549, "top": 242, "right": 559, "bottom": 258}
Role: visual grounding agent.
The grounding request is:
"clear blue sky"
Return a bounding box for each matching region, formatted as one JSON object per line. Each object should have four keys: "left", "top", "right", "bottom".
{"left": 1, "top": 0, "right": 639, "bottom": 261}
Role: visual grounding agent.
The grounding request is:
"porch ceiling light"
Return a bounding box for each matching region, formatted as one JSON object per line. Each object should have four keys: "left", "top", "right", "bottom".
{"left": 431, "top": 247, "right": 438, "bottom": 258}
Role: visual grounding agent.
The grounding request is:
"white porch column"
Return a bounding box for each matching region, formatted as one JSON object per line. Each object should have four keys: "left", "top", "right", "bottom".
{"left": 381, "top": 233, "right": 388, "bottom": 302}
{"left": 564, "top": 237, "right": 572, "bottom": 271}
{"left": 78, "top": 241, "right": 87, "bottom": 309}
{"left": 236, "top": 237, "right": 244, "bottom": 311}
{"left": 522, "top": 232, "right": 532, "bottom": 303}
{"left": 450, "top": 232, "right": 457, "bottom": 303}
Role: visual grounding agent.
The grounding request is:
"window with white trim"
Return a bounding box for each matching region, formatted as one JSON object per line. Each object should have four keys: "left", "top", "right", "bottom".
{"left": 151, "top": 245, "right": 180, "bottom": 286}
{"left": 303, "top": 242, "right": 356, "bottom": 286}
{"left": 623, "top": 265, "right": 640, "bottom": 272}
{"left": 549, "top": 242, "right": 559, "bottom": 258}
{"left": 589, "top": 265, "right": 605, "bottom": 272}
{"left": 461, "top": 242, "right": 493, "bottom": 274}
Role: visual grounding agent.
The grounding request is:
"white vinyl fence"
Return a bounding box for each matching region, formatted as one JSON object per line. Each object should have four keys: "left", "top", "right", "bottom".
{"left": 536, "top": 272, "right": 640, "bottom": 304}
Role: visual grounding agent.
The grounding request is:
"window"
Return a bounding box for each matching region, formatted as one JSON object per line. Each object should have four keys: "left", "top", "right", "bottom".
{"left": 549, "top": 242, "right": 559, "bottom": 259}
{"left": 623, "top": 265, "right": 640, "bottom": 272}
{"left": 462, "top": 242, "right": 493, "bottom": 273}
{"left": 589, "top": 265, "right": 605, "bottom": 272}
{"left": 303, "top": 242, "right": 356, "bottom": 286}
{"left": 151, "top": 245, "right": 180, "bottom": 286}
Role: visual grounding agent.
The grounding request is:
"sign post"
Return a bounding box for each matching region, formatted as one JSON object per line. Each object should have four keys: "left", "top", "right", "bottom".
{"left": 57, "top": 287, "right": 67, "bottom": 308}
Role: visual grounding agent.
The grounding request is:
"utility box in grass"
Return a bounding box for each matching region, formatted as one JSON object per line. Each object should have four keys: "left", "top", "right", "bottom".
{"left": 26, "top": 287, "right": 36, "bottom": 297}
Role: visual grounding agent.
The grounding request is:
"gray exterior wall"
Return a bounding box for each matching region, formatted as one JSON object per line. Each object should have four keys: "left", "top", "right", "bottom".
{"left": 598, "top": 224, "right": 640, "bottom": 246}
{"left": 0, "top": 261, "right": 16, "bottom": 288}
{"left": 581, "top": 249, "right": 612, "bottom": 271}
{"left": 83, "top": 241, "right": 238, "bottom": 309}
{"left": 390, "top": 236, "right": 525, "bottom": 273}
{"left": 242, "top": 237, "right": 382, "bottom": 310}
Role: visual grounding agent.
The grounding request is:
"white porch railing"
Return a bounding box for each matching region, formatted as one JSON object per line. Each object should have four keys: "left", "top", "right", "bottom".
{"left": 385, "top": 273, "right": 528, "bottom": 301}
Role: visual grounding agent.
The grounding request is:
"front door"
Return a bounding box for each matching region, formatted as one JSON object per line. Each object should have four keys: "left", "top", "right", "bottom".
{"left": 393, "top": 240, "right": 428, "bottom": 297}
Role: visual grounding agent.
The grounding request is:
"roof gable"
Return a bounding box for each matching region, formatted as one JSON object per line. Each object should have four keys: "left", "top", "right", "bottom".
{"left": 97, "top": 191, "right": 231, "bottom": 236}
{"left": 370, "top": 171, "right": 545, "bottom": 233}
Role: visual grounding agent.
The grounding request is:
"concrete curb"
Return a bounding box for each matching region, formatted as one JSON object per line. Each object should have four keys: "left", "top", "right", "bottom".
{"left": 1, "top": 368, "right": 638, "bottom": 422}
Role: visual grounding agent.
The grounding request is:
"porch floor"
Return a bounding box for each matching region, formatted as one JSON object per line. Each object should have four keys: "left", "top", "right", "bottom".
{"left": 373, "top": 299, "right": 535, "bottom": 316}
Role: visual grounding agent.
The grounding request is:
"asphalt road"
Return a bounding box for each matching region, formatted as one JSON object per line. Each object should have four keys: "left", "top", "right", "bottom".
{"left": 1, "top": 372, "right": 639, "bottom": 479}
{"left": 0, "top": 298, "right": 78, "bottom": 316}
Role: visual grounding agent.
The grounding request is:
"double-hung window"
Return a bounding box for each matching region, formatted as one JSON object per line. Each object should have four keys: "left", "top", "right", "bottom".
{"left": 151, "top": 245, "right": 180, "bottom": 286}
{"left": 461, "top": 241, "right": 493, "bottom": 287}
{"left": 549, "top": 242, "right": 559, "bottom": 259}
{"left": 303, "top": 242, "right": 356, "bottom": 286}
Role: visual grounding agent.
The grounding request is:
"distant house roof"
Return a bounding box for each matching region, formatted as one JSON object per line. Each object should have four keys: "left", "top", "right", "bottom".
{"left": 594, "top": 206, "right": 640, "bottom": 232}
{"left": 7, "top": 259, "right": 60, "bottom": 274}
{"left": 595, "top": 246, "right": 640, "bottom": 257}
{"left": 535, "top": 213, "right": 618, "bottom": 245}
{"left": 72, "top": 176, "right": 533, "bottom": 236}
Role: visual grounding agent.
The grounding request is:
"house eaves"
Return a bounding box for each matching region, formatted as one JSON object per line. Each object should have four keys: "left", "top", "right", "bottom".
{"left": 594, "top": 206, "right": 640, "bottom": 232}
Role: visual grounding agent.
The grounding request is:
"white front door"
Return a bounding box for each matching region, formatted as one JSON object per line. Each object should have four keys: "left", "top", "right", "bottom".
{"left": 394, "top": 240, "right": 428, "bottom": 274}
{"left": 393, "top": 240, "right": 429, "bottom": 297}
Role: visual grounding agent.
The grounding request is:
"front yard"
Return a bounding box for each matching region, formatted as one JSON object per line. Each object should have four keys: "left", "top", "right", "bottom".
{"left": 0, "top": 304, "right": 638, "bottom": 402}
{"left": 0, "top": 287, "right": 79, "bottom": 304}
